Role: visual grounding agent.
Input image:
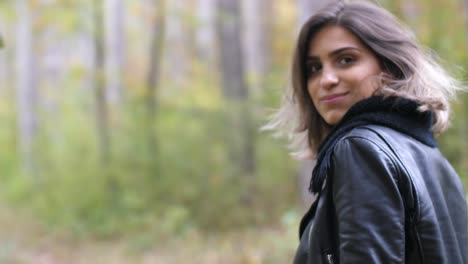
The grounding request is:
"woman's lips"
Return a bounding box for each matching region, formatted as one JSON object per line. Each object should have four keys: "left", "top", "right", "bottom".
{"left": 320, "top": 92, "right": 348, "bottom": 103}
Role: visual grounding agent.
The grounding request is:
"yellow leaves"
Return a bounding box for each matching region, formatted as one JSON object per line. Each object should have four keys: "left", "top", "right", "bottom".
{"left": 69, "top": 64, "right": 86, "bottom": 80}
{"left": 165, "top": 61, "right": 223, "bottom": 111}
{"left": 0, "top": 98, "right": 13, "bottom": 116}
{"left": 183, "top": 81, "right": 222, "bottom": 111}
{"left": 272, "top": 1, "right": 296, "bottom": 67}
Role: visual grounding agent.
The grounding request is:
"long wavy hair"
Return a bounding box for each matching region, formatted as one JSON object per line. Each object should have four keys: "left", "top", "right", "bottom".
{"left": 265, "top": 0, "right": 465, "bottom": 159}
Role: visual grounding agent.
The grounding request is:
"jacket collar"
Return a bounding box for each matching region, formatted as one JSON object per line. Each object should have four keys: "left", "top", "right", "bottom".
{"left": 311, "top": 96, "right": 436, "bottom": 193}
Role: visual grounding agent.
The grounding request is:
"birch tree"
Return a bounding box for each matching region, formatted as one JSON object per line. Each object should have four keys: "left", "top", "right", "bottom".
{"left": 104, "top": 0, "right": 125, "bottom": 104}
{"left": 242, "top": 0, "right": 272, "bottom": 93}
{"left": 195, "top": 0, "right": 216, "bottom": 66}
{"left": 15, "top": 0, "right": 38, "bottom": 176}
{"left": 164, "top": 0, "right": 191, "bottom": 83}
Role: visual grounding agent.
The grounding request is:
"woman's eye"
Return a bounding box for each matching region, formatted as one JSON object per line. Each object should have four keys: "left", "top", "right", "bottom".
{"left": 307, "top": 64, "right": 322, "bottom": 76}
{"left": 338, "top": 56, "right": 355, "bottom": 65}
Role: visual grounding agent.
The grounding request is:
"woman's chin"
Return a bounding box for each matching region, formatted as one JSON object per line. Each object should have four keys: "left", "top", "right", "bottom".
{"left": 322, "top": 112, "right": 344, "bottom": 126}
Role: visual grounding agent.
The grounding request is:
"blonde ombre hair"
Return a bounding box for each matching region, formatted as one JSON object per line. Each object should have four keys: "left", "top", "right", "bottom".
{"left": 265, "top": 0, "right": 466, "bottom": 159}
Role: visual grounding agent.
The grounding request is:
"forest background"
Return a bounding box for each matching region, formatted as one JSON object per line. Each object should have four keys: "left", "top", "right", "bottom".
{"left": 0, "top": 0, "right": 467, "bottom": 263}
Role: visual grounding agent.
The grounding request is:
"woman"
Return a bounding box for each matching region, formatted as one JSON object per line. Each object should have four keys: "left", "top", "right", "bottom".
{"left": 267, "top": 1, "right": 468, "bottom": 263}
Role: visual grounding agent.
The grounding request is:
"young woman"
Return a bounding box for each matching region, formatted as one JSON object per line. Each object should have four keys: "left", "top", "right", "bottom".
{"left": 268, "top": 1, "right": 468, "bottom": 263}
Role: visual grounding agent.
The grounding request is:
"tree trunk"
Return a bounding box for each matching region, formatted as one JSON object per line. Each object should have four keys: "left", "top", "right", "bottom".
{"left": 242, "top": 0, "right": 272, "bottom": 94}
{"left": 104, "top": 0, "right": 125, "bottom": 104}
{"left": 195, "top": 0, "right": 217, "bottom": 65}
{"left": 15, "top": 0, "right": 38, "bottom": 176}
{"left": 93, "top": 0, "right": 121, "bottom": 208}
{"left": 93, "top": 0, "right": 111, "bottom": 164}
{"left": 0, "top": 18, "right": 12, "bottom": 97}
{"left": 217, "top": 0, "right": 255, "bottom": 177}
{"left": 164, "top": 0, "right": 191, "bottom": 83}
{"left": 146, "top": 0, "right": 166, "bottom": 152}
{"left": 217, "top": 0, "right": 247, "bottom": 100}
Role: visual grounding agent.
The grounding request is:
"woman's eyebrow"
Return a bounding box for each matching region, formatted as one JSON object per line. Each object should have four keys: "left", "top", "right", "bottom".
{"left": 307, "top": 47, "right": 361, "bottom": 61}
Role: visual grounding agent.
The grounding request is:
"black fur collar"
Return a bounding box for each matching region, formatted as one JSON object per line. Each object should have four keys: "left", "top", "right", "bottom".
{"left": 310, "top": 96, "right": 436, "bottom": 193}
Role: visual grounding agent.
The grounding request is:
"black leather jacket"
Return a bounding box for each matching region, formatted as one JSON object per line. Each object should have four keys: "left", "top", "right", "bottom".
{"left": 294, "top": 125, "right": 468, "bottom": 264}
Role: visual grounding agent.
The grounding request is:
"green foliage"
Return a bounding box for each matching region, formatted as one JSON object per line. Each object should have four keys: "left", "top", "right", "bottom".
{"left": 0, "top": 65, "right": 296, "bottom": 239}
{"left": 1, "top": 0, "right": 467, "bottom": 244}
{"left": 417, "top": 0, "right": 468, "bottom": 188}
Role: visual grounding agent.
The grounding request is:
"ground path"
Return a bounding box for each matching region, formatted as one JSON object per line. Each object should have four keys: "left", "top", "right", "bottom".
{"left": 0, "top": 205, "right": 297, "bottom": 264}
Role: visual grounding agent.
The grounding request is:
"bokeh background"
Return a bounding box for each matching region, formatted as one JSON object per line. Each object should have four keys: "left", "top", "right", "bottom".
{"left": 0, "top": 0, "right": 467, "bottom": 263}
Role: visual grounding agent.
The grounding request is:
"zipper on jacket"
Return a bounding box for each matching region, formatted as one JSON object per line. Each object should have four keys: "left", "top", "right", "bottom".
{"left": 307, "top": 222, "right": 337, "bottom": 264}
{"left": 308, "top": 220, "right": 313, "bottom": 249}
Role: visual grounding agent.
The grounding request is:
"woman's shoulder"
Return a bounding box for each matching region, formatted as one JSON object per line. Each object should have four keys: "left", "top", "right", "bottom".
{"left": 333, "top": 125, "right": 399, "bottom": 154}
{"left": 330, "top": 125, "right": 401, "bottom": 178}
{"left": 330, "top": 124, "right": 424, "bottom": 173}
{"left": 334, "top": 124, "right": 433, "bottom": 154}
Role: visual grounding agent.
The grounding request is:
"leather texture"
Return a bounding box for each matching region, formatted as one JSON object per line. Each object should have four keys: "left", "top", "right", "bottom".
{"left": 294, "top": 125, "right": 468, "bottom": 264}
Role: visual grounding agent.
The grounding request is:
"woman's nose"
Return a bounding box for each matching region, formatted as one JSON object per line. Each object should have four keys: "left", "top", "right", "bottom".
{"left": 320, "top": 68, "right": 339, "bottom": 89}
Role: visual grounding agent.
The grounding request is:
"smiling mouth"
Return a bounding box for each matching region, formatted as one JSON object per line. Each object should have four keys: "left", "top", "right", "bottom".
{"left": 321, "top": 92, "right": 348, "bottom": 103}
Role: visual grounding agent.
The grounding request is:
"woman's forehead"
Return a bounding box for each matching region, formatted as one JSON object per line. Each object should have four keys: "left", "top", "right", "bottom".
{"left": 307, "top": 25, "right": 367, "bottom": 56}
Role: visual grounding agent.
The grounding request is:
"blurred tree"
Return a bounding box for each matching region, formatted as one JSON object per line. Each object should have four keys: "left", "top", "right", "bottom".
{"left": 15, "top": 0, "right": 38, "bottom": 176}
{"left": 0, "top": 12, "right": 13, "bottom": 98}
{"left": 217, "top": 0, "right": 247, "bottom": 105}
{"left": 92, "top": 0, "right": 111, "bottom": 163}
{"left": 242, "top": 0, "right": 273, "bottom": 94}
{"left": 104, "top": 0, "right": 125, "bottom": 104}
{"left": 217, "top": 0, "right": 255, "bottom": 176}
{"left": 146, "top": 0, "right": 166, "bottom": 152}
{"left": 195, "top": 0, "right": 216, "bottom": 66}
{"left": 164, "top": 0, "right": 191, "bottom": 83}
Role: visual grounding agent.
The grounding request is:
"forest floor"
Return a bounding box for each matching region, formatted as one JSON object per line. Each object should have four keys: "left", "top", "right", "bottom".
{"left": 0, "top": 205, "right": 298, "bottom": 264}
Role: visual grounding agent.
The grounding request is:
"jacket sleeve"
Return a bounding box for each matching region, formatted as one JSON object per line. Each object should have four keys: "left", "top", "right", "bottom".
{"left": 331, "top": 136, "right": 405, "bottom": 263}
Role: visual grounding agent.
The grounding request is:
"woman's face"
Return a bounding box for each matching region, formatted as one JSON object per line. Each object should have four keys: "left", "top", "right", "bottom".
{"left": 306, "top": 25, "right": 383, "bottom": 125}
